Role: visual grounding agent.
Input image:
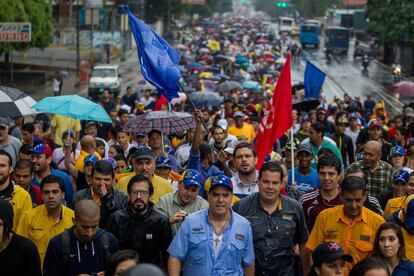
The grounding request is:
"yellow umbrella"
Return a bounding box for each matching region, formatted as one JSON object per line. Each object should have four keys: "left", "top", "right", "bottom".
{"left": 207, "top": 39, "right": 221, "bottom": 51}
{"left": 199, "top": 72, "right": 213, "bottom": 79}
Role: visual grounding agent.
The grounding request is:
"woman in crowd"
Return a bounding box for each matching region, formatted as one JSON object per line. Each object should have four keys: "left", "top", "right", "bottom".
{"left": 371, "top": 222, "right": 414, "bottom": 275}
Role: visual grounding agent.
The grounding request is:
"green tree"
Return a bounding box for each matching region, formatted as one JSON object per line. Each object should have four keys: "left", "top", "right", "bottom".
{"left": 0, "top": 0, "right": 54, "bottom": 59}
{"left": 366, "top": 0, "right": 414, "bottom": 44}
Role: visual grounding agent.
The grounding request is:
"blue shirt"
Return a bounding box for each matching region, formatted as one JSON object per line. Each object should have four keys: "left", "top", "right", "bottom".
{"left": 167, "top": 208, "right": 255, "bottom": 276}
{"left": 32, "top": 168, "right": 74, "bottom": 205}
{"left": 288, "top": 167, "right": 320, "bottom": 193}
{"left": 393, "top": 260, "right": 414, "bottom": 276}
{"left": 187, "top": 150, "right": 222, "bottom": 196}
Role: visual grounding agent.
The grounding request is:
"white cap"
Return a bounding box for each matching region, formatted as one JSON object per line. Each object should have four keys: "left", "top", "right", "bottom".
{"left": 217, "top": 119, "right": 228, "bottom": 131}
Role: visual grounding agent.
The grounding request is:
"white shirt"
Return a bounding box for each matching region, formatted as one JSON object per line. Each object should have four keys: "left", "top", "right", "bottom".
{"left": 52, "top": 147, "right": 80, "bottom": 170}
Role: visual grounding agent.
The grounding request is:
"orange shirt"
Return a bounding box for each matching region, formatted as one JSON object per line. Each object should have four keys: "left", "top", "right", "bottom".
{"left": 384, "top": 195, "right": 407, "bottom": 217}
{"left": 306, "top": 205, "right": 385, "bottom": 275}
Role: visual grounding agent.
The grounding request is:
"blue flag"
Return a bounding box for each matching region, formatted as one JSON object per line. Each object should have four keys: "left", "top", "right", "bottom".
{"left": 304, "top": 61, "right": 326, "bottom": 99}
{"left": 125, "top": 6, "right": 180, "bottom": 101}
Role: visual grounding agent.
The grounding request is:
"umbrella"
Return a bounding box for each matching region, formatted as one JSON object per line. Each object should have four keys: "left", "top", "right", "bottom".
{"left": 185, "top": 62, "right": 204, "bottom": 69}
{"left": 188, "top": 92, "right": 224, "bottom": 107}
{"left": 124, "top": 111, "right": 196, "bottom": 134}
{"left": 390, "top": 81, "right": 414, "bottom": 97}
{"left": 32, "top": 95, "right": 112, "bottom": 123}
{"left": 0, "top": 86, "right": 37, "bottom": 117}
{"left": 242, "top": 81, "right": 262, "bottom": 91}
{"left": 236, "top": 55, "right": 249, "bottom": 64}
{"left": 217, "top": 81, "right": 243, "bottom": 92}
{"left": 293, "top": 99, "right": 320, "bottom": 112}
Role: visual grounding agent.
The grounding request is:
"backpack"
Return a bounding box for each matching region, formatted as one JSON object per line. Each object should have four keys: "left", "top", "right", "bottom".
{"left": 60, "top": 230, "right": 111, "bottom": 265}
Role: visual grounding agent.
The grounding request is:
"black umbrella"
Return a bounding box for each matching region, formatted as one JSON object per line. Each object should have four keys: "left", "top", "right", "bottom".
{"left": 0, "top": 86, "right": 37, "bottom": 117}
{"left": 293, "top": 98, "right": 320, "bottom": 112}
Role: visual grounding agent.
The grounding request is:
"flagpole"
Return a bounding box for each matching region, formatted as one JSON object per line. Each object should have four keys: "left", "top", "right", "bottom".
{"left": 178, "top": 82, "right": 209, "bottom": 132}
{"left": 290, "top": 127, "right": 295, "bottom": 185}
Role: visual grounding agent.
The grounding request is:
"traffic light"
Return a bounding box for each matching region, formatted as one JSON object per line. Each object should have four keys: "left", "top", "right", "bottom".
{"left": 276, "top": 1, "right": 287, "bottom": 7}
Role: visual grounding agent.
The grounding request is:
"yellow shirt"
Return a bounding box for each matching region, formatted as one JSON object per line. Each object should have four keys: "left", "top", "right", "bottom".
{"left": 384, "top": 195, "right": 406, "bottom": 217}
{"left": 16, "top": 204, "right": 74, "bottom": 264}
{"left": 116, "top": 174, "right": 173, "bottom": 204}
{"left": 4, "top": 184, "right": 32, "bottom": 231}
{"left": 75, "top": 150, "right": 102, "bottom": 173}
{"left": 402, "top": 225, "right": 414, "bottom": 262}
{"left": 228, "top": 123, "right": 256, "bottom": 143}
{"left": 306, "top": 205, "right": 385, "bottom": 275}
{"left": 51, "top": 114, "right": 81, "bottom": 146}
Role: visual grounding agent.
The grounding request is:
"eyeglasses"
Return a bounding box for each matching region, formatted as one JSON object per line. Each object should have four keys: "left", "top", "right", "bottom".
{"left": 130, "top": 190, "right": 149, "bottom": 196}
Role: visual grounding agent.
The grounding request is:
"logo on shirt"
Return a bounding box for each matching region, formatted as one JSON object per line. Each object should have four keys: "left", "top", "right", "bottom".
{"left": 282, "top": 214, "right": 293, "bottom": 221}
{"left": 235, "top": 234, "right": 245, "bottom": 241}
{"left": 325, "top": 229, "right": 338, "bottom": 239}
{"left": 146, "top": 233, "right": 153, "bottom": 240}
{"left": 192, "top": 225, "right": 205, "bottom": 235}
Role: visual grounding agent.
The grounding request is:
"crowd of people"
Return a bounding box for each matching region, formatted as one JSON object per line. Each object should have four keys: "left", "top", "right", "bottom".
{"left": 1, "top": 15, "right": 414, "bottom": 276}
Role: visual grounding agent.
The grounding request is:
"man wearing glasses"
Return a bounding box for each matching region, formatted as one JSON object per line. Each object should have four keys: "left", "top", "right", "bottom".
{"left": 108, "top": 174, "right": 172, "bottom": 270}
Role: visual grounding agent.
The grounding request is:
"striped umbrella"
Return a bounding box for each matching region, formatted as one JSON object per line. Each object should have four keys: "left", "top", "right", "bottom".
{"left": 124, "top": 111, "right": 196, "bottom": 134}
{"left": 0, "top": 86, "right": 37, "bottom": 117}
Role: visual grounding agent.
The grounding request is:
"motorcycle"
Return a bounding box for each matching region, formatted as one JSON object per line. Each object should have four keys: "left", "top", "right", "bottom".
{"left": 392, "top": 64, "right": 401, "bottom": 82}
{"left": 362, "top": 55, "right": 370, "bottom": 72}
{"left": 325, "top": 48, "right": 332, "bottom": 64}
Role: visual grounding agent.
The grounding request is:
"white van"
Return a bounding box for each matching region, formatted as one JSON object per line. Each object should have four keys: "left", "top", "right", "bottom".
{"left": 88, "top": 65, "right": 122, "bottom": 100}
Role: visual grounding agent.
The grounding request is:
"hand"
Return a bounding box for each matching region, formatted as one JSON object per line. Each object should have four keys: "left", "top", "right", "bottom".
{"left": 291, "top": 181, "right": 298, "bottom": 190}
{"left": 98, "top": 183, "right": 108, "bottom": 197}
{"left": 170, "top": 210, "right": 188, "bottom": 224}
{"left": 194, "top": 109, "right": 203, "bottom": 123}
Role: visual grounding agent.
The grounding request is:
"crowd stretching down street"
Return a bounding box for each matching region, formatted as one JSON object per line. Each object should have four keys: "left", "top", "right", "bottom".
{"left": 2, "top": 3, "right": 414, "bottom": 276}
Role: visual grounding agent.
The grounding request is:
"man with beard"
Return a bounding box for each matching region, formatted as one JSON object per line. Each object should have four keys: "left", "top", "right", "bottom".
{"left": 43, "top": 199, "right": 118, "bottom": 276}
{"left": 17, "top": 175, "right": 74, "bottom": 264}
{"left": 187, "top": 110, "right": 221, "bottom": 196}
{"left": 168, "top": 173, "right": 255, "bottom": 276}
{"left": 108, "top": 174, "right": 172, "bottom": 269}
{"left": 116, "top": 147, "right": 173, "bottom": 204}
{"left": 0, "top": 150, "right": 32, "bottom": 231}
{"left": 156, "top": 169, "right": 209, "bottom": 236}
{"left": 30, "top": 143, "right": 74, "bottom": 206}
{"left": 347, "top": 140, "right": 393, "bottom": 197}
{"left": 72, "top": 160, "right": 127, "bottom": 227}
{"left": 0, "top": 117, "right": 22, "bottom": 167}
{"left": 231, "top": 142, "right": 259, "bottom": 199}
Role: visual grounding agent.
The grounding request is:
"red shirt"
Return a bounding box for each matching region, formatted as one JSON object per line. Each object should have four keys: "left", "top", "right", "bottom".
{"left": 299, "top": 188, "right": 342, "bottom": 232}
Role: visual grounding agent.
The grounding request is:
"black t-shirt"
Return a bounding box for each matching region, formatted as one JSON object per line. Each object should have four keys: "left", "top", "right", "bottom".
{"left": 76, "top": 171, "right": 89, "bottom": 191}
{"left": 0, "top": 234, "right": 42, "bottom": 276}
{"left": 122, "top": 94, "right": 137, "bottom": 111}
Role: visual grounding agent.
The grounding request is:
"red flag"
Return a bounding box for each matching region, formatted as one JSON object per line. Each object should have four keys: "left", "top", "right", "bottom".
{"left": 254, "top": 53, "right": 293, "bottom": 169}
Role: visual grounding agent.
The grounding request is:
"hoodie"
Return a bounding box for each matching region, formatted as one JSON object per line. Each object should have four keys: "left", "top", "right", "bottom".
{"left": 43, "top": 226, "right": 118, "bottom": 276}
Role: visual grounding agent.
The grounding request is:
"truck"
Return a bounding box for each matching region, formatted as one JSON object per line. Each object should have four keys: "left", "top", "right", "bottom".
{"left": 88, "top": 65, "right": 122, "bottom": 100}
{"left": 300, "top": 24, "right": 320, "bottom": 48}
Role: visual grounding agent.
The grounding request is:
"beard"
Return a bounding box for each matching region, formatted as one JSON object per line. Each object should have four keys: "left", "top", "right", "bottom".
{"left": 0, "top": 174, "right": 9, "bottom": 186}
{"left": 132, "top": 199, "right": 148, "bottom": 213}
{"left": 239, "top": 166, "right": 255, "bottom": 176}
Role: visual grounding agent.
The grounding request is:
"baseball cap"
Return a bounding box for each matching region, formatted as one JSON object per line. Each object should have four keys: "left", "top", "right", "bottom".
{"left": 62, "top": 129, "right": 75, "bottom": 138}
{"left": 133, "top": 147, "right": 154, "bottom": 160}
{"left": 30, "top": 143, "right": 52, "bottom": 158}
{"left": 349, "top": 113, "right": 359, "bottom": 120}
{"left": 155, "top": 155, "right": 172, "bottom": 169}
{"left": 205, "top": 174, "right": 233, "bottom": 192}
{"left": 216, "top": 119, "right": 228, "bottom": 131}
{"left": 84, "top": 154, "right": 99, "bottom": 165}
{"left": 182, "top": 169, "right": 201, "bottom": 188}
{"left": 393, "top": 169, "right": 409, "bottom": 184}
{"left": 312, "top": 242, "right": 353, "bottom": 267}
{"left": 356, "top": 151, "right": 364, "bottom": 161}
{"left": 368, "top": 119, "right": 382, "bottom": 129}
{"left": 391, "top": 146, "right": 405, "bottom": 157}
{"left": 0, "top": 118, "right": 10, "bottom": 128}
{"left": 403, "top": 194, "right": 414, "bottom": 228}
{"left": 233, "top": 111, "right": 245, "bottom": 118}
{"left": 103, "top": 157, "right": 116, "bottom": 169}
{"left": 301, "top": 114, "right": 310, "bottom": 123}
{"left": 135, "top": 132, "right": 146, "bottom": 137}
{"left": 297, "top": 143, "right": 313, "bottom": 155}
{"left": 85, "top": 121, "right": 97, "bottom": 128}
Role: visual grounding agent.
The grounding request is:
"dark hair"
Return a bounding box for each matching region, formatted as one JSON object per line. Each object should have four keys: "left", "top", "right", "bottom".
{"left": 15, "top": 159, "right": 34, "bottom": 173}
{"left": 317, "top": 154, "right": 341, "bottom": 174}
{"left": 118, "top": 109, "right": 129, "bottom": 117}
{"left": 126, "top": 86, "right": 132, "bottom": 90}
{"left": 335, "top": 111, "right": 348, "bottom": 123}
{"left": 114, "top": 153, "right": 127, "bottom": 163}
{"left": 110, "top": 144, "right": 124, "bottom": 157}
{"left": 91, "top": 160, "right": 114, "bottom": 178}
{"left": 0, "top": 150, "right": 12, "bottom": 167}
{"left": 259, "top": 161, "right": 284, "bottom": 181}
{"left": 22, "top": 122, "right": 35, "bottom": 134}
{"left": 372, "top": 222, "right": 406, "bottom": 260}
{"left": 233, "top": 142, "right": 257, "bottom": 159}
{"left": 115, "top": 125, "right": 128, "bottom": 136}
{"left": 19, "top": 144, "right": 32, "bottom": 155}
{"left": 311, "top": 122, "right": 325, "bottom": 134}
{"left": 395, "top": 126, "right": 407, "bottom": 137}
{"left": 341, "top": 176, "right": 366, "bottom": 194}
{"left": 148, "top": 129, "right": 161, "bottom": 138}
{"left": 317, "top": 147, "right": 335, "bottom": 158}
{"left": 40, "top": 174, "right": 65, "bottom": 192}
{"left": 211, "top": 125, "right": 225, "bottom": 134}
{"left": 95, "top": 139, "right": 105, "bottom": 149}
{"left": 349, "top": 257, "right": 390, "bottom": 276}
{"left": 127, "top": 174, "right": 154, "bottom": 195}
{"left": 105, "top": 249, "right": 139, "bottom": 276}
{"left": 199, "top": 143, "right": 212, "bottom": 161}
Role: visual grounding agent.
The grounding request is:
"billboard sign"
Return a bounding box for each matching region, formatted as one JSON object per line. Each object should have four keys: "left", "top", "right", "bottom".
{"left": 0, "top": 22, "right": 31, "bottom": 42}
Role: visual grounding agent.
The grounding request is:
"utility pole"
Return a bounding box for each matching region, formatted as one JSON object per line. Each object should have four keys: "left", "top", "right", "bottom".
{"left": 76, "top": 0, "right": 80, "bottom": 82}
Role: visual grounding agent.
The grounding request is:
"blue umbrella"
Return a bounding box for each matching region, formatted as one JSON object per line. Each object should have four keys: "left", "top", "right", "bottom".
{"left": 236, "top": 55, "right": 249, "bottom": 64}
{"left": 32, "top": 95, "right": 112, "bottom": 123}
{"left": 242, "top": 81, "right": 262, "bottom": 91}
